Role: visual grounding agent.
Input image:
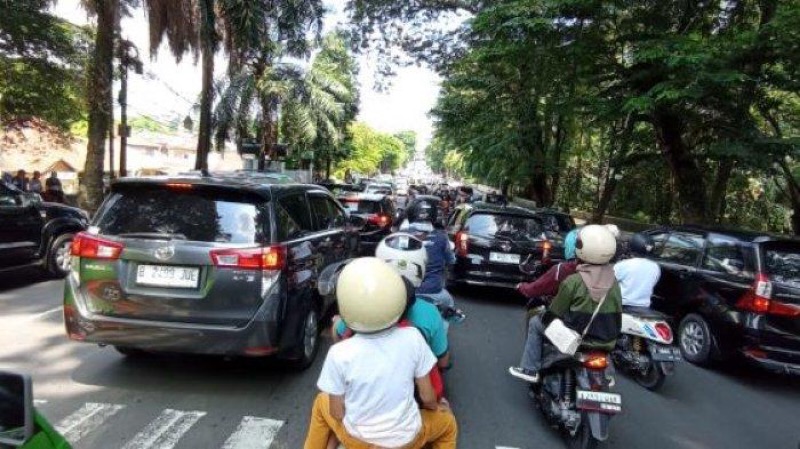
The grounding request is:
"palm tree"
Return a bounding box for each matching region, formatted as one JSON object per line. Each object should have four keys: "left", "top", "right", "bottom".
{"left": 141, "top": 0, "right": 216, "bottom": 170}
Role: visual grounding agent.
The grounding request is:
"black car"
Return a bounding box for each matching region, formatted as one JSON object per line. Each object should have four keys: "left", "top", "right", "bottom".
{"left": 445, "top": 203, "right": 563, "bottom": 289}
{"left": 64, "top": 174, "right": 358, "bottom": 368}
{"left": 643, "top": 226, "right": 800, "bottom": 374}
{"left": 531, "top": 208, "right": 577, "bottom": 237}
{"left": 0, "top": 181, "right": 89, "bottom": 277}
{"left": 338, "top": 193, "right": 395, "bottom": 255}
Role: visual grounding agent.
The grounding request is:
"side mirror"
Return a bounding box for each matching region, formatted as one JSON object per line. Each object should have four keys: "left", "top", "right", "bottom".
{"left": 0, "top": 371, "right": 34, "bottom": 447}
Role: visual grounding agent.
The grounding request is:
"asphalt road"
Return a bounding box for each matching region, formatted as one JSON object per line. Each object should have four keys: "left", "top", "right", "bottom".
{"left": 2, "top": 268, "right": 799, "bottom": 449}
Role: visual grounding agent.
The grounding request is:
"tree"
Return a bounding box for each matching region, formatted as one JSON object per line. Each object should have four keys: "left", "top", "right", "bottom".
{"left": 142, "top": 0, "right": 216, "bottom": 170}
{"left": 0, "top": 0, "right": 91, "bottom": 129}
{"left": 393, "top": 130, "right": 417, "bottom": 163}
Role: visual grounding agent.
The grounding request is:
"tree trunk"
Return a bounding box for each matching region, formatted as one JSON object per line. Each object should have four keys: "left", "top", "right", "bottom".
{"left": 709, "top": 159, "right": 734, "bottom": 224}
{"left": 325, "top": 156, "right": 332, "bottom": 180}
{"left": 82, "top": 0, "right": 116, "bottom": 212}
{"left": 592, "top": 176, "right": 618, "bottom": 223}
{"left": 653, "top": 111, "right": 708, "bottom": 223}
{"left": 194, "top": 5, "right": 215, "bottom": 171}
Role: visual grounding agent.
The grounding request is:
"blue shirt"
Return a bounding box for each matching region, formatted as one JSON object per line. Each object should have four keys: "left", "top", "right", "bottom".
{"left": 336, "top": 298, "right": 449, "bottom": 357}
{"left": 417, "top": 230, "right": 455, "bottom": 294}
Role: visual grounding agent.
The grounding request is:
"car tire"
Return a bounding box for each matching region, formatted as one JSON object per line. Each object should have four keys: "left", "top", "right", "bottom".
{"left": 288, "top": 307, "right": 320, "bottom": 370}
{"left": 47, "top": 233, "right": 75, "bottom": 278}
{"left": 679, "top": 313, "right": 714, "bottom": 366}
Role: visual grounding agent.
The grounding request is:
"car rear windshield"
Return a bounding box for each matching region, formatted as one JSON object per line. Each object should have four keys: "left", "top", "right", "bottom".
{"left": 94, "top": 187, "right": 267, "bottom": 243}
{"left": 465, "top": 213, "right": 544, "bottom": 241}
{"left": 763, "top": 244, "right": 800, "bottom": 285}
{"left": 341, "top": 199, "right": 381, "bottom": 214}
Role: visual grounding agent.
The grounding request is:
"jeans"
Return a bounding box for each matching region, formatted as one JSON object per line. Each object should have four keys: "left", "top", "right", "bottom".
{"left": 520, "top": 315, "right": 546, "bottom": 373}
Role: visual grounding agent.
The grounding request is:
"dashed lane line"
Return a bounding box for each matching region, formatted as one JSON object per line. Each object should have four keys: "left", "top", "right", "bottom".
{"left": 221, "top": 416, "right": 285, "bottom": 449}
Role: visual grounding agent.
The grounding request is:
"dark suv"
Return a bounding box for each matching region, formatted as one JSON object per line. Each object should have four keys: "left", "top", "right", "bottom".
{"left": 63, "top": 174, "right": 358, "bottom": 368}
{"left": 0, "top": 181, "right": 89, "bottom": 277}
{"left": 445, "top": 203, "right": 564, "bottom": 289}
{"left": 644, "top": 226, "right": 800, "bottom": 374}
{"left": 337, "top": 193, "right": 395, "bottom": 255}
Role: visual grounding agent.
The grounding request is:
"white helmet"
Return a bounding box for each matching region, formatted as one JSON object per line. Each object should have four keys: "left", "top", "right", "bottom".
{"left": 575, "top": 225, "right": 617, "bottom": 265}
{"left": 336, "top": 257, "right": 407, "bottom": 333}
{"left": 375, "top": 232, "right": 428, "bottom": 288}
{"left": 604, "top": 224, "right": 621, "bottom": 239}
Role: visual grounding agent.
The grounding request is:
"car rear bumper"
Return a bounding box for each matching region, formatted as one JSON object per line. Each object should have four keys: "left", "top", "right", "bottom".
{"left": 450, "top": 257, "right": 535, "bottom": 289}
{"left": 741, "top": 345, "right": 800, "bottom": 375}
{"left": 63, "top": 276, "right": 284, "bottom": 357}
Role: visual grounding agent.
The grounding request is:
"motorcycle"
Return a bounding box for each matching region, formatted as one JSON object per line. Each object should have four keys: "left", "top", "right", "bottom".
{"left": 611, "top": 307, "right": 681, "bottom": 391}
{"left": 531, "top": 344, "right": 622, "bottom": 449}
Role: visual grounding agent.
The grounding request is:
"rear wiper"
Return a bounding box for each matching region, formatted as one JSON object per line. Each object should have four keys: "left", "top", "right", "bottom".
{"left": 118, "top": 232, "right": 187, "bottom": 241}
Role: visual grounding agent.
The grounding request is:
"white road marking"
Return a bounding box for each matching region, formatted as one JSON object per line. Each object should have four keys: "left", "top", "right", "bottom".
{"left": 121, "top": 409, "right": 206, "bottom": 449}
{"left": 55, "top": 402, "right": 126, "bottom": 443}
{"left": 221, "top": 416, "right": 284, "bottom": 449}
{"left": 31, "top": 306, "right": 63, "bottom": 320}
{"left": 33, "top": 399, "right": 48, "bottom": 406}
{"left": 496, "top": 446, "right": 520, "bottom": 449}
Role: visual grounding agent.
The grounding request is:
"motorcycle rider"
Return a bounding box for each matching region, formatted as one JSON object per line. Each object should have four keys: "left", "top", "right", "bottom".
{"left": 304, "top": 258, "right": 457, "bottom": 449}
{"left": 331, "top": 233, "right": 451, "bottom": 369}
{"left": 509, "top": 225, "right": 623, "bottom": 383}
{"left": 614, "top": 232, "right": 660, "bottom": 309}
{"left": 516, "top": 228, "right": 580, "bottom": 307}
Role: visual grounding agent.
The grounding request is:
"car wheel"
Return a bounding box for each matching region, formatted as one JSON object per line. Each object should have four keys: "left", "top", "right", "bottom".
{"left": 679, "top": 313, "right": 713, "bottom": 365}
{"left": 289, "top": 307, "right": 320, "bottom": 370}
{"left": 47, "top": 233, "right": 75, "bottom": 278}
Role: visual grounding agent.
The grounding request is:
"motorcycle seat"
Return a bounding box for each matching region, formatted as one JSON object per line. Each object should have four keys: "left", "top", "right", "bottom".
{"left": 541, "top": 344, "right": 582, "bottom": 370}
{"left": 623, "top": 306, "right": 668, "bottom": 320}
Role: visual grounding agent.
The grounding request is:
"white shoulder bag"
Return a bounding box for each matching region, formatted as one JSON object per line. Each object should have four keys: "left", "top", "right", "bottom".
{"left": 544, "top": 293, "right": 608, "bottom": 356}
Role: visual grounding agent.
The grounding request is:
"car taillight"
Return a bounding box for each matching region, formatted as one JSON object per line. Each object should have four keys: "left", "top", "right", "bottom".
{"left": 583, "top": 352, "right": 609, "bottom": 370}
{"left": 367, "top": 214, "right": 391, "bottom": 228}
{"left": 70, "top": 232, "right": 124, "bottom": 260}
{"left": 736, "top": 272, "right": 773, "bottom": 314}
{"left": 455, "top": 231, "right": 469, "bottom": 257}
{"left": 541, "top": 240, "right": 552, "bottom": 263}
{"left": 210, "top": 246, "right": 285, "bottom": 270}
{"left": 654, "top": 322, "right": 673, "bottom": 343}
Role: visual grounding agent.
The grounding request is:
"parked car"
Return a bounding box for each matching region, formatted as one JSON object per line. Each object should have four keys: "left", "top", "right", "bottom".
{"left": 0, "top": 181, "right": 89, "bottom": 277}
{"left": 337, "top": 193, "right": 396, "bottom": 255}
{"left": 63, "top": 174, "right": 358, "bottom": 368}
{"left": 643, "top": 226, "right": 800, "bottom": 374}
{"left": 445, "top": 203, "right": 563, "bottom": 289}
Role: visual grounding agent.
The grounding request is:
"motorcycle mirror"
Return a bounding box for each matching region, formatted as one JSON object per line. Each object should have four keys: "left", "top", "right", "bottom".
{"left": 0, "top": 371, "right": 34, "bottom": 447}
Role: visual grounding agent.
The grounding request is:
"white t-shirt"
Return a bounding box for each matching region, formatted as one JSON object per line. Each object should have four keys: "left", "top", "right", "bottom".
{"left": 614, "top": 258, "right": 661, "bottom": 308}
{"left": 317, "top": 326, "right": 438, "bottom": 448}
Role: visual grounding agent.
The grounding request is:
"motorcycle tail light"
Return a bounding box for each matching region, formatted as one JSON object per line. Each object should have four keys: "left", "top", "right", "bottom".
{"left": 654, "top": 322, "right": 673, "bottom": 343}
{"left": 583, "top": 352, "right": 608, "bottom": 370}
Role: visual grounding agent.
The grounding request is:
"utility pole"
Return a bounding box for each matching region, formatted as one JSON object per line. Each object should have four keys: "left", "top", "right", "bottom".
{"left": 116, "top": 39, "right": 142, "bottom": 178}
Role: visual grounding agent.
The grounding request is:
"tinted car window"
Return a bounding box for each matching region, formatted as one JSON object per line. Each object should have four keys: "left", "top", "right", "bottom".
{"left": 341, "top": 199, "right": 381, "bottom": 214}
{"left": 702, "top": 241, "right": 754, "bottom": 279}
{"left": 0, "top": 183, "right": 17, "bottom": 207}
{"left": 95, "top": 188, "right": 267, "bottom": 243}
{"left": 465, "top": 213, "right": 544, "bottom": 241}
{"left": 763, "top": 246, "right": 800, "bottom": 285}
{"left": 657, "top": 232, "right": 704, "bottom": 266}
{"left": 276, "top": 204, "right": 303, "bottom": 241}
{"left": 279, "top": 194, "right": 314, "bottom": 232}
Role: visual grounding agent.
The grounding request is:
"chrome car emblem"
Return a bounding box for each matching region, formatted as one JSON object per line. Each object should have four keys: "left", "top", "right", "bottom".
{"left": 154, "top": 246, "right": 175, "bottom": 261}
{"left": 500, "top": 242, "right": 512, "bottom": 252}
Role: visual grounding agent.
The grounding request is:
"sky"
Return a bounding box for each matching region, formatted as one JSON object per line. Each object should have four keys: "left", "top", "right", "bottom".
{"left": 51, "top": 1, "right": 441, "bottom": 151}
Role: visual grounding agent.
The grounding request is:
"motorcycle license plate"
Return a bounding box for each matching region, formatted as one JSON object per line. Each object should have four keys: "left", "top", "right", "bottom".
{"left": 651, "top": 345, "right": 682, "bottom": 362}
{"left": 576, "top": 390, "right": 622, "bottom": 414}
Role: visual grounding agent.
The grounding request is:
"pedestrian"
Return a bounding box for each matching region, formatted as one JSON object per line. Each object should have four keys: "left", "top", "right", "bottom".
{"left": 29, "top": 171, "right": 43, "bottom": 194}
{"left": 12, "top": 169, "right": 28, "bottom": 192}
{"left": 44, "top": 171, "right": 64, "bottom": 203}
{"left": 303, "top": 257, "right": 458, "bottom": 449}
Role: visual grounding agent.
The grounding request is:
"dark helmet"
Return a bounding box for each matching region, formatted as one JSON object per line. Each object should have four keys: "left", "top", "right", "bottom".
{"left": 629, "top": 233, "right": 656, "bottom": 257}
{"left": 408, "top": 199, "right": 438, "bottom": 224}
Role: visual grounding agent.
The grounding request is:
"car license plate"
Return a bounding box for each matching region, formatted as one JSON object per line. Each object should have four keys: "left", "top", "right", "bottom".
{"left": 651, "top": 345, "right": 682, "bottom": 362}
{"left": 489, "top": 252, "right": 520, "bottom": 264}
{"left": 576, "top": 390, "right": 622, "bottom": 414}
{"left": 136, "top": 265, "right": 200, "bottom": 289}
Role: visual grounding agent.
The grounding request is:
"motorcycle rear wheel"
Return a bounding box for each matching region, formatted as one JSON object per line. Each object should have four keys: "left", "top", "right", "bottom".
{"left": 635, "top": 361, "right": 666, "bottom": 391}
{"left": 565, "top": 413, "right": 599, "bottom": 449}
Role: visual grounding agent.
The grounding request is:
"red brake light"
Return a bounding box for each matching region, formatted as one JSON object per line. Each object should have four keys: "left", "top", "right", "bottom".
{"left": 583, "top": 353, "right": 608, "bottom": 370}
{"left": 71, "top": 233, "right": 124, "bottom": 260}
{"left": 736, "top": 272, "right": 772, "bottom": 314}
{"left": 367, "top": 214, "right": 391, "bottom": 228}
{"left": 210, "top": 246, "right": 285, "bottom": 270}
{"left": 541, "top": 240, "right": 553, "bottom": 263}
{"left": 654, "top": 322, "right": 673, "bottom": 343}
{"left": 166, "top": 183, "right": 194, "bottom": 190}
{"left": 455, "top": 231, "right": 469, "bottom": 257}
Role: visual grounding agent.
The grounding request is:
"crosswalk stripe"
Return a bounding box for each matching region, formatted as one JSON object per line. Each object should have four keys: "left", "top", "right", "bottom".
{"left": 121, "top": 409, "right": 206, "bottom": 449}
{"left": 496, "top": 446, "right": 520, "bottom": 449}
{"left": 221, "top": 416, "right": 284, "bottom": 449}
{"left": 55, "top": 402, "right": 126, "bottom": 443}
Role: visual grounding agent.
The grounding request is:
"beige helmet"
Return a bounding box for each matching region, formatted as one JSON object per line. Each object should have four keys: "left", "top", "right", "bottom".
{"left": 575, "top": 224, "right": 617, "bottom": 265}
{"left": 605, "top": 224, "right": 621, "bottom": 239}
{"left": 336, "top": 257, "right": 407, "bottom": 333}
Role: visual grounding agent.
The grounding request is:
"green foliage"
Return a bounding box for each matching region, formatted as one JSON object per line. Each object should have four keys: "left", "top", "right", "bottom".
{"left": 336, "top": 122, "right": 406, "bottom": 176}
{"left": 0, "top": 0, "right": 91, "bottom": 129}
{"left": 129, "top": 116, "right": 174, "bottom": 133}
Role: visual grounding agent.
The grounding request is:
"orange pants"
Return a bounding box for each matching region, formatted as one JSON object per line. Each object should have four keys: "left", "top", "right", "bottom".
{"left": 303, "top": 393, "right": 458, "bottom": 449}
